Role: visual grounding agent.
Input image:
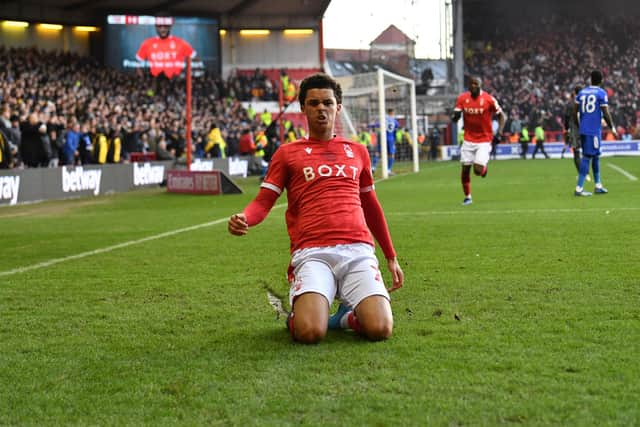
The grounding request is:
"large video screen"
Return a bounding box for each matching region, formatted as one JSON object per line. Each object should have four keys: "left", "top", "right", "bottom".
{"left": 104, "top": 15, "right": 220, "bottom": 78}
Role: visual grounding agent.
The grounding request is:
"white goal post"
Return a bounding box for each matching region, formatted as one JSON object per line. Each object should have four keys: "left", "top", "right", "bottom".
{"left": 335, "top": 68, "right": 418, "bottom": 179}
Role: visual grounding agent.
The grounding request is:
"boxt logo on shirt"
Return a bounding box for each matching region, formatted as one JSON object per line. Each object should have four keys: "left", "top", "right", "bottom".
{"left": 0, "top": 175, "right": 20, "bottom": 205}
{"left": 463, "top": 107, "right": 485, "bottom": 115}
{"left": 302, "top": 164, "right": 359, "bottom": 182}
{"left": 62, "top": 166, "right": 102, "bottom": 196}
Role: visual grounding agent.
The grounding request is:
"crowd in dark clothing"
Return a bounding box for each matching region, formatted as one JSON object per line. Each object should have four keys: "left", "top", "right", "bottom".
{"left": 0, "top": 47, "right": 285, "bottom": 169}
{"left": 226, "top": 68, "right": 279, "bottom": 102}
{"left": 465, "top": 15, "right": 640, "bottom": 139}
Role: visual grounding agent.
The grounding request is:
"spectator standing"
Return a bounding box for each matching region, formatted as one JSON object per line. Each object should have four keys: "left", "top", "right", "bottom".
{"left": 357, "top": 126, "right": 372, "bottom": 147}
{"left": 246, "top": 105, "right": 256, "bottom": 122}
{"left": 226, "top": 126, "right": 240, "bottom": 157}
{"left": 78, "top": 122, "right": 94, "bottom": 165}
{"left": 3, "top": 114, "right": 22, "bottom": 165}
{"left": 260, "top": 109, "right": 272, "bottom": 127}
{"left": 123, "top": 121, "right": 144, "bottom": 158}
{"left": 107, "top": 126, "right": 123, "bottom": 163}
{"left": 428, "top": 127, "right": 440, "bottom": 160}
{"left": 0, "top": 106, "right": 11, "bottom": 131}
{"left": 0, "top": 128, "right": 13, "bottom": 168}
{"left": 532, "top": 122, "right": 549, "bottom": 159}
{"left": 238, "top": 127, "right": 256, "bottom": 155}
{"left": 358, "top": 126, "right": 375, "bottom": 168}
{"left": 0, "top": 106, "right": 14, "bottom": 152}
{"left": 45, "top": 124, "right": 60, "bottom": 168}
{"left": 510, "top": 115, "right": 523, "bottom": 139}
{"left": 227, "top": 73, "right": 403, "bottom": 344}
{"left": 520, "top": 124, "right": 530, "bottom": 159}
{"left": 238, "top": 127, "right": 262, "bottom": 175}
{"left": 258, "top": 122, "right": 281, "bottom": 180}
{"left": 155, "top": 131, "right": 175, "bottom": 161}
{"left": 205, "top": 124, "right": 226, "bottom": 158}
{"left": 165, "top": 120, "right": 184, "bottom": 158}
{"left": 20, "top": 114, "right": 49, "bottom": 168}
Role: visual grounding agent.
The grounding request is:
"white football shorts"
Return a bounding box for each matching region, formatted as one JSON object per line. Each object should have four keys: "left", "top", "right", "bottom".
{"left": 460, "top": 140, "right": 491, "bottom": 166}
{"left": 288, "top": 243, "right": 390, "bottom": 309}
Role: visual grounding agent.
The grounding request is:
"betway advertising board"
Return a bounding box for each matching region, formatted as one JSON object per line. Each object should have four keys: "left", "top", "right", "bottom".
{"left": 0, "top": 161, "right": 172, "bottom": 206}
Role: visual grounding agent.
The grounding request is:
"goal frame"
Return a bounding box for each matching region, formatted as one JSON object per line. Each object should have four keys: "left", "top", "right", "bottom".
{"left": 337, "top": 68, "right": 418, "bottom": 179}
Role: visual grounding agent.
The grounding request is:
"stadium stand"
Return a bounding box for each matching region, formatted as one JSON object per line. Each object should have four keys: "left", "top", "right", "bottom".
{"left": 0, "top": 0, "right": 329, "bottom": 171}
{"left": 463, "top": 3, "right": 640, "bottom": 141}
{"left": 0, "top": 47, "right": 318, "bottom": 169}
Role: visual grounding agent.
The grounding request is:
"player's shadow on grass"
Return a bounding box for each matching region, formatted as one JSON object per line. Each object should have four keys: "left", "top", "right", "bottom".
{"left": 255, "top": 325, "right": 379, "bottom": 345}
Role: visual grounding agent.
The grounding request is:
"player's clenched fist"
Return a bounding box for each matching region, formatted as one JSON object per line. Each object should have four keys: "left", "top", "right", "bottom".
{"left": 228, "top": 213, "right": 249, "bottom": 236}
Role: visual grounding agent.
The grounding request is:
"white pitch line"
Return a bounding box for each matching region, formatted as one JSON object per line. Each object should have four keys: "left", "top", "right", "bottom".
{"left": 389, "top": 207, "right": 640, "bottom": 216}
{"left": 0, "top": 203, "right": 287, "bottom": 278}
{"left": 608, "top": 163, "right": 638, "bottom": 181}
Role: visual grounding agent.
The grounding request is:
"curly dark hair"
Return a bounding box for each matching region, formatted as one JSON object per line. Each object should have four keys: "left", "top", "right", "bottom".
{"left": 298, "top": 73, "right": 342, "bottom": 106}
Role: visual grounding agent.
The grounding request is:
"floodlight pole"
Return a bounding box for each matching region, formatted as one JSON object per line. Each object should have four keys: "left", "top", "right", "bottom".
{"left": 186, "top": 57, "right": 192, "bottom": 171}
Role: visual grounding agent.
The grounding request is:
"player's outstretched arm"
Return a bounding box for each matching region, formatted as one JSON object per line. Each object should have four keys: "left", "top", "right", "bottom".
{"left": 228, "top": 187, "right": 279, "bottom": 236}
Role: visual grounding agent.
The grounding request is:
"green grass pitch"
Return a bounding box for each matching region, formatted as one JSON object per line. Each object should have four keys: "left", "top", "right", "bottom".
{"left": 1, "top": 157, "right": 639, "bottom": 426}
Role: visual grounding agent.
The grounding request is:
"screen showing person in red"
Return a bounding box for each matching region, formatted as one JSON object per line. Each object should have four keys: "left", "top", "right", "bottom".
{"left": 136, "top": 17, "right": 196, "bottom": 78}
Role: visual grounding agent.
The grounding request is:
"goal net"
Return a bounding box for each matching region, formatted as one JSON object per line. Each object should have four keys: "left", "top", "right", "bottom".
{"left": 335, "top": 68, "right": 419, "bottom": 179}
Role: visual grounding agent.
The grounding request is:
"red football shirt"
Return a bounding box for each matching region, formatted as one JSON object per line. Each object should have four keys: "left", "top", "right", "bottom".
{"left": 238, "top": 133, "right": 256, "bottom": 155}
{"left": 261, "top": 136, "right": 375, "bottom": 253}
{"left": 136, "top": 35, "right": 195, "bottom": 78}
{"left": 454, "top": 90, "right": 502, "bottom": 143}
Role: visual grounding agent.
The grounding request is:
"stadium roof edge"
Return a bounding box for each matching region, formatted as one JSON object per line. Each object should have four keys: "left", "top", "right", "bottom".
{"left": 0, "top": 0, "right": 332, "bottom": 27}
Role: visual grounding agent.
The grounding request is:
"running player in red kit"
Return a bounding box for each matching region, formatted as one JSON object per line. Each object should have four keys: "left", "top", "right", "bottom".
{"left": 451, "top": 76, "right": 506, "bottom": 205}
{"left": 228, "top": 73, "right": 404, "bottom": 344}
{"left": 136, "top": 16, "right": 196, "bottom": 78}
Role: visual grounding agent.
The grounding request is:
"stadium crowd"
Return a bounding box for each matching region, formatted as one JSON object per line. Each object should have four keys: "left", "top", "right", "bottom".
{"left": 0, "top": 47, "right": 297, "bottom": 169}
{"left": 4, "top": 13, "right": 640, "bottom": 169}
{"left": 465, "top": 15, "right": 640, "bottom": 141}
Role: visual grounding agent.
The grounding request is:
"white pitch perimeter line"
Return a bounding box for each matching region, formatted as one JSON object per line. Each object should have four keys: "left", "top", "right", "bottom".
{"left": 0, "top": 203, "right": 287, "bottom": 278}
{"left": 389, "top": 207, "right": 640, "bottom": 216}
{"left": 608, "top": 163, "right": 638, "bottom": 181}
